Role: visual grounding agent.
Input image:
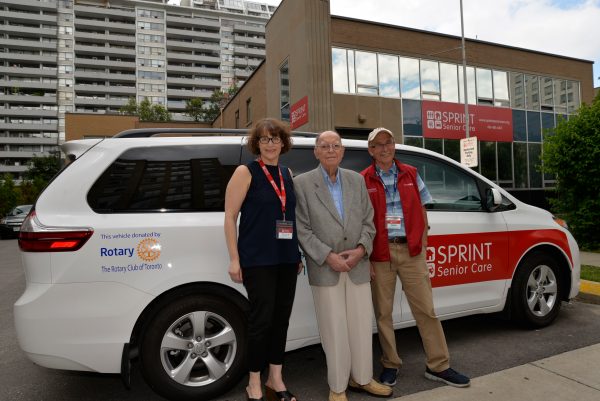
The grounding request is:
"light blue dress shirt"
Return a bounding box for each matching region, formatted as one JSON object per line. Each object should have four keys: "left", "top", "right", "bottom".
{"left": 320, "top": 165, "right": 344, "bottom": 220}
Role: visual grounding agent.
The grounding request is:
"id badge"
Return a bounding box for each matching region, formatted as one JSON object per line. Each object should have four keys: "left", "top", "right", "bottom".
{"left": 385, "top": 214, "right": 402, "bottom": 230}
{"left": 276, "top": 220, "right": 294, "bottom": 240}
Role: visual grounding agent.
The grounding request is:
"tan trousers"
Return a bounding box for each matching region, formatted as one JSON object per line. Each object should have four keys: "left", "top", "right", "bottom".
{"left": 311, "top": 272, "right": 374, "bottom": 393}
{"left": 371, "top": 243, "right": 450, "bottom": 372}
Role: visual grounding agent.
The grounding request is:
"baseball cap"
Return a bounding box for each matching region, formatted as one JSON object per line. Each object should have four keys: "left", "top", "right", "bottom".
{"left": 367, "top": 127, "right": 394, "bottom": 143}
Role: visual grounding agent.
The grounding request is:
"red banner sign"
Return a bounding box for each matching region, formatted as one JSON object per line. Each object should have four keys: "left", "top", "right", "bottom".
{"left": 422, "top": 100, "right": 513, "bottom": 142}
{"left": 290, "top": 96, "right": 308, "bottom": 130}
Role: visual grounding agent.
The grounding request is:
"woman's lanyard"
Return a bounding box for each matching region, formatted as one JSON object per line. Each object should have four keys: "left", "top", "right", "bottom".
{"left": 258, "top": 158, "right": 287, "bottom": 220}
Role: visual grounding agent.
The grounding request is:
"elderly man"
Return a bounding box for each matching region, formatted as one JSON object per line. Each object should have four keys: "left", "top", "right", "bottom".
{"left": 295, "top": 131, "right": 392, "bottom": 401}
{"left": 360, "top": 127, "right": 470, "bottom": 388}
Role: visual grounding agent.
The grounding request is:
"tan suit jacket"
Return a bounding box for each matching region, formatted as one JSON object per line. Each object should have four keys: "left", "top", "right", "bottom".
{"left": 294, "top": 167, "right": 375, "bottom": 286}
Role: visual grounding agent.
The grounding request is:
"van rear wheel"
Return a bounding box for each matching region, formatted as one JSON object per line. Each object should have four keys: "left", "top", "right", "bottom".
{"left": 511, "top": 252, "right": 562, "bottom": 328}
{"left": 139, "top": 294, "right": 246, "bottom": 401}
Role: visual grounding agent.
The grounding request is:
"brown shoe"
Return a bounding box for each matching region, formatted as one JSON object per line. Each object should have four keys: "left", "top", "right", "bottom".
{"left": 348, "top": 378, "right": 392, "bottom": 398}
{"left": 328, "top": 390, "right": 348, "bottom": 401}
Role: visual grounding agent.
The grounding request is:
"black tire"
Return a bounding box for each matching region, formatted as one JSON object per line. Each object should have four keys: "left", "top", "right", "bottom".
{"left": 511, "top": 252, "right": 563, "bottom": 328}
{"left": 139, "top": 294, "right": 247, "bottom": 401}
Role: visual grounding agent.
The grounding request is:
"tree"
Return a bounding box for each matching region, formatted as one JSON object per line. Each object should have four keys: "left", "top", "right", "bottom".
{"left": 203, "top": 85, "right": 239, "bottom": 123}
{"left": 0, "top": 174, "right": 18, "bottom": 216}
{"left": 542, "top": 92, "right": 600, "bottom": 249}
{"left": 184, "top": 98, "right": 205, "bottom": 122}
{"left": 25, "top": 156, "right": 61, "bottom": 183}
{"left": 120, "top": 98, "right": 172, "bottom": 122}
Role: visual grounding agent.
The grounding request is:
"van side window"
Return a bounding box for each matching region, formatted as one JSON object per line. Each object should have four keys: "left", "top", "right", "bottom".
{"left": 87, "top": 145, "right": 239, "bottom": 213}
{"left": 399, "top": 152, "right": 483, "bottom": 211}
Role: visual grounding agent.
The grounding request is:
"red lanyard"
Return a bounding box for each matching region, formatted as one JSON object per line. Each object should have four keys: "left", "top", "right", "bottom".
{"left": 257, "top": 158, "right": 287, "bottom": 216}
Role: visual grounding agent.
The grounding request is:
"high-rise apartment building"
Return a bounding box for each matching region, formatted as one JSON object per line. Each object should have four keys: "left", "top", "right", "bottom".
{"left": 0, "top": 0, "right": 273, "bottom": 180}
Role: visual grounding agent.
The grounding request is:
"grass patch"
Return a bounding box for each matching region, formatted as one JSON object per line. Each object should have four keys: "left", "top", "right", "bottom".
{"left": 581, "top": 265, "right": 600, "bottom": 283}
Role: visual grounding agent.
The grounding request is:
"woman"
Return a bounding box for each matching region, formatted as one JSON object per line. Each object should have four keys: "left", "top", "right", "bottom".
{"left": 224, "top": 118, "right": 301, "bottom": 401}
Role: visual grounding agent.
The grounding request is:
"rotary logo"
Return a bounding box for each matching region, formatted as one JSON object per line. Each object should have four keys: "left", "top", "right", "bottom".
{"left": 137, "top": 238, "right": 161, "bottom": 262}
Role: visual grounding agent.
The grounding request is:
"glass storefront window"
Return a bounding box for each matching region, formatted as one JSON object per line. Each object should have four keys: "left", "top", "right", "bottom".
{"left": 567, "top": 80, "right": 580, "bottom": 113}
{"left": 510, "top": 72, "right": 525, "bottom": 109}
{"left": 527, "top": 111, "right": 541, "bottom": 142}
{"left": 554, "top": 79, "right": 567, "bottom": 113}
{"left": 400, "top": 57, "right": 420, "bottom": 99}
{"left": 525, "top": 74, "right": 539, "bottom": 110}
{"left": 458, "top": 66, "right": 476, "bottom": 105}
{"left": 420, "top": 60, "right": 440, "bottom": 100}
{"left": 513, "top": 142, "right": 528, "bottom": 188}
{"left": 378, "top": 54, "right": 400, "bottom": 97}
{"left": 424, "top": 138, "right": 443, "bottom": 154}
{"left": 480, "top": 141, "right": 496, "bottom": 181}
{"left": 355, "top": 51, "right": 378, "bottom": 94}
{"left": 444, "top": 139, "right": 460, "bottom": 162}
{"left": 404, "top": 136, "right": 423, "bottom": 148}
{"left": 497, "top": 142, "right": 512, "bottom": 185}
{"left": 541, "top": 77, "right": 553, "bottom": 110}
{"left": 440, "top": 63, "right": 459, "bottom": 103}
{"left": 476, "top": 68, "right": 493, "bottom": 104}
{"left": 332, "top": 48, "right": 349, "bottom": 93}
{"left": 528, "top": 143, "right": 542, "bottom": 188}
{"left": 493, "top": 70, "right": 509, "bottom": 107}
{"left": 513, "top": 110, "right": 526, "bottom": 141}
{"left": 348, "top": 51, "right": 356, "bottom": 94}
{"left": 541, "top": 112, "right": 555, "bottom": 139}
{"left": 402, "top": 99, "right": 422, "bottom": 136}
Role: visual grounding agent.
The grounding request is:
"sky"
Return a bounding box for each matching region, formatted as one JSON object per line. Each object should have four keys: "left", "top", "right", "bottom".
{"left": 259, "top": 0, "right": 600, "bottom": 88}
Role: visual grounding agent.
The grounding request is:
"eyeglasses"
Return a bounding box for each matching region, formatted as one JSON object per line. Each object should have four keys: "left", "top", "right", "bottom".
{"left": 369, "top": 140, "right": 395, "bottom": 150}
{"left": 259, "top": 136, "right": 282, "bottom": 144}
{"left": 317, "top": 143, "right": 343, "bottom": 152}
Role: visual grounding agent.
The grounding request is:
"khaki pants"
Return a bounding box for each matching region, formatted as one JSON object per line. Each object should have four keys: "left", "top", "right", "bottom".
{"left": 371, "top": 243, "right": 450, "bottom": 372}
{"left": 312, "top": 272, "right": 374, "bottom": 393}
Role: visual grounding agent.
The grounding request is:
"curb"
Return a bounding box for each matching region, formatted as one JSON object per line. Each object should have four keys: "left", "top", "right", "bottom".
{"left": 580, "top": 279, "right": 600, "bottom": 296}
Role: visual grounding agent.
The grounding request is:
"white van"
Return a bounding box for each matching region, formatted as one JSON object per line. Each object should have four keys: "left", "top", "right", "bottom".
{"left": 14, "top": 129, "right": 580, "bottom": 401}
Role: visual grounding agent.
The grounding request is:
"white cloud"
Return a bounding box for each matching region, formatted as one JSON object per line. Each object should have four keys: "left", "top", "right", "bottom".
{"left": 265, "top": 0, "right": 600, "bottom": 87}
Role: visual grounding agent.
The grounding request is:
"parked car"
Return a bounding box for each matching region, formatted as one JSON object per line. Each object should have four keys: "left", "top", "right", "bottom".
{"left": 0, "top": 204, "right": 32, "bottom": 239}
{"left": 14, "top": 129, "right": 580, "bottom": 401}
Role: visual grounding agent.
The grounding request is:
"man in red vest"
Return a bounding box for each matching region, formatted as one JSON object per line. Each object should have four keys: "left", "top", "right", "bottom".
{"left": 360, "top": 127, "right": 470, "bottom": 389}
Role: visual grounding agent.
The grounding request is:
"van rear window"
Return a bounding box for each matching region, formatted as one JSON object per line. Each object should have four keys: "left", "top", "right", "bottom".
{"left": 87, "top": 145, "right": 239, "bottom": 213}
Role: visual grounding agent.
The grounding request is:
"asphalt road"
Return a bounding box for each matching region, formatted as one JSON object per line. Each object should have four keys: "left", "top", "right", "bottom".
{"left": 2, "top": 239, "right": 600, "bottom": 401}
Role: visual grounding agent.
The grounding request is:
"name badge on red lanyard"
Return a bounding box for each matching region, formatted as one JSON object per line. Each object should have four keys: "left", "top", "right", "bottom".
{"left": 258, "top": 159, "right": 293, "bottom": 240}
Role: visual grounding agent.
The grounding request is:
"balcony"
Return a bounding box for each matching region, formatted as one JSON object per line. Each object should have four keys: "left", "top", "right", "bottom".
{"left": 0, "top": 0, "right": 57, "bottom": 10}
{"left": 167, "top": 88, "right": 213, "bottom": 98}
{"left": 0, "top": 52, "right": 57, "bottom": 63}
{"left": 167, "top": 52, "right": 221, "bottom": 65}
{"left": 234, "top": 57, "right": 262, "bottom": 68}
{"left": 165, "top": 27, "right": 220, "bottom": 42}
{"left": 74, "top": 44, "right": 135, "bottom": 56}
{"left": 75, "top": 57, "right": 135, "bottom": 70}
{"left": 0, "top": 108, "right": 57, "bottom": 117}
{"left": 166, "top": 15, "right": 220, "bottom": 30}
{"left": 74, "top": 70, "right": 136, "bottom": 82}
{"left": 233, "top": 23, "right": 264, "bottom": 35}
{"left": 0, "top": 25, "right": 56, "bottom": 38}
{"left": 0, "top": 66, "right": 57, "bottom": 77}
{"left": 166, "top": 39, "right": 221, "bottom": 52}
{"left": 74, "top": 84, "right": 135, "bottom": 95}
{"left": 74, "top": 32, "right": 136, "bottom": 45}
{"left": 1, "top": 10, "right": 57, "bottom": 25}
{"left": 233, "top": 34, "right": 265, "bottom": 46}
{"left": 74, "top": 19, "right": 135, "bottom": 33}
{"left": 0, "top": 94, "right": 57, "bottom": 103}
{"left": 166, "top": 64, "right": 221, "bottom": 76}
{"left": 0, "top": 122, "right": 58, "bottom": 131}
{"left": 74, "top": 4, "right": 135, "bottom": 18}
{"left": 233, "top": 46, "right": 264, "bottom": 58}
{"left": 0, "top": 151, "right": 53, "bottom": 159}
{"left": 74, "top": 97, "right": 128, "bottom": 107}
{"left": 0, "top": 38, "right": 57, "bottom": 50}
{"left": 0, "top": 136, "right": 58, "bottom": 145}
{"left": 0, "top": 80, "right": 56, "bottom": 90}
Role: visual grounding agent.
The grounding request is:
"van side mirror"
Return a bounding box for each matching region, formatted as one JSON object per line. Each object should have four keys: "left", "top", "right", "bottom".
{"left": 485, "top": 188, "right": 502, "bottom": 211}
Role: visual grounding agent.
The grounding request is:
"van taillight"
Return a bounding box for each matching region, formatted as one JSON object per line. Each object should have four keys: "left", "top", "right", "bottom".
{"left": 18, "top": 210, "right": 93, "bottom": 252}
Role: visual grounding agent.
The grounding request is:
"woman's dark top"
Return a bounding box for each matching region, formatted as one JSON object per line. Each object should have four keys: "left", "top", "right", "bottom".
{"left": 238, "top": 160, "right": 301, "bottom": 268}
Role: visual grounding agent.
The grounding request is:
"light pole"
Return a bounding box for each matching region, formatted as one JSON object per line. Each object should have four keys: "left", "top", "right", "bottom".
{"left": 460, "top": 0, "right": 469, "bottom": 138}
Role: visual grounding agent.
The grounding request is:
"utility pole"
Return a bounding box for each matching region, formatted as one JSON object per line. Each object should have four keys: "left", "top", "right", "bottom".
{"left": 460, "top": 0, "right": 469, "bottom": 138}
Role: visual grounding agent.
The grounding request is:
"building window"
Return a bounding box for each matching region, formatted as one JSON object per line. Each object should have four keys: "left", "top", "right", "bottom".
{"left": 400, "top": 57, "right": 420, "bottom": 100}
{"left": 378, "top": 54, "right": 399, "bottom": 98}
{"left": 420, "top": 60, "right": 440, "bottom": 100}
{"left": 280, "top": 60, "right": 289, "bottom": 122}
{"left": 246, "top": 98, "right": 252, "bottom": 125}
{"left": 355, "top": 51, "right": 378, "bottom": 95}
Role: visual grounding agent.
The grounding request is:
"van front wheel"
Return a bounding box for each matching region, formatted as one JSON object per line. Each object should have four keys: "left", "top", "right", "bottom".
{"left": 139, "top": 294, "right": 246, "bottom": 401}
{"left": 511, "top": 252, "right": 562, "bottom": 328}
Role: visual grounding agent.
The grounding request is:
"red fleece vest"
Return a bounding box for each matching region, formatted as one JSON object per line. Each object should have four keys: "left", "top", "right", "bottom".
{"left": 361, "top": 160, "right": 426, "bottom": 260}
